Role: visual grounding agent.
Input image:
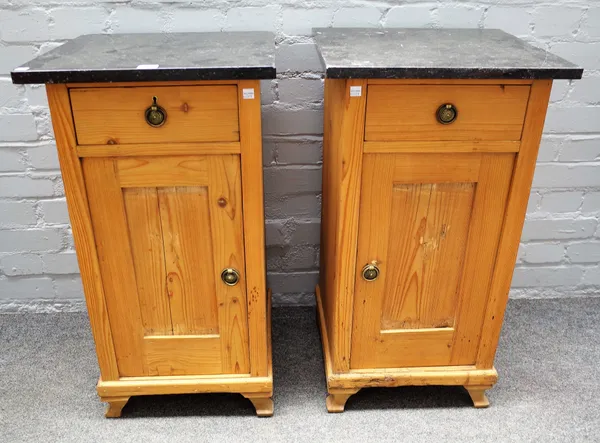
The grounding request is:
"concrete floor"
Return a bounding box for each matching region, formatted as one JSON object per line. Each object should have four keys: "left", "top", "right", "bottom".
{"left": 1, "top": 298, "right": 600, "bottom": 442}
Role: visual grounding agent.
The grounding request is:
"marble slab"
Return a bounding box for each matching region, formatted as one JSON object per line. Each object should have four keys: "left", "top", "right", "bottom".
{"left": 313, "top": 28, "right": 583, "bottom": 80}
{"left": 11, "top": 32, "right": 276, "bottom": 84}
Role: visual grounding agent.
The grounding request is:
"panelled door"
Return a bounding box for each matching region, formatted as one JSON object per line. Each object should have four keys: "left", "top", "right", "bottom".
{"left": 83, "top": 154, "right": 249, "bottom": 377}
{"left": 351, "top": 152, "right": 514, "bottom": 369}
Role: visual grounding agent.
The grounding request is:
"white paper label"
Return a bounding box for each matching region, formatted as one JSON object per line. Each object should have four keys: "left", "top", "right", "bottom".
{"left": 350, "top": 86, "right": 362, "bottom": 97}
{"left": 14, "top": 67, "right": 30, "bottom": 72}
{"left": 243, "top": 88, "right": 255, "bottom": 99}
{"left": 136, "top": 64, "right": 159, "bottom": 69}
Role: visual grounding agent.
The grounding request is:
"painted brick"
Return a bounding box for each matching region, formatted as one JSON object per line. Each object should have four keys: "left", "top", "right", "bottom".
{"left": 0, "top": 149, "right": 25, "bottom": 172}
{"left": 537, "top": 136, "right": 560, "bottom": 162}
{"left": 41, "top": 251, "right": 80, "bottom": 274}
{"left": 111, "top": 7, "right": 165, "bottom": 33}
{"left": 277, "top": 79, "right": 323, "bottom": 105}
{"left": 550, "top": 80, "right": 570, "bottom": 103}
{"left": 0, "top": 45, "right": 38, "bottom": 74}
{"left": 267, "top": 271, "right": 319, "bottom": 293}
{"left": 49, "top": 7, "right": 108, "bottom": 39}
{"left": 53, "top": 276, "right": 84, "bottom": 299}
{"left": 533, "top": 164, "right": 600, "bottom": 188}
{"left": 437, "top": 5, "right": 483, "bottom": 28}
{"left": 264, "top": 167, "right": 322, "bottom": 195}
{"left": 169, "top": 9, "right": 225, "bottom": 32}
{"left": 566, "top": 242, "right": 600, "bottom": 263}
{"left": 568, "top": 76, "right": 600, "bottom": 104}
{"left": 550, "top": 42, "right": 600, "bottom": 70}
{"left": 333, "top": 8, "right": 383, "bottom": 27}
{"left": 0, "top": 79, "right": 24, "bottom": 109}
{"left": 263, "top": 140, "right": 322, "bottom": 165}
{"left": 265, "top": 219, "right": 320, "bottom": 246}
{"left": 0, "top": 253, "right": 43, "bottom": 276}
{"left": 0, "top": 9, "right": 49, "bottom": 42}
{"left": 539, "top": 192, "right": 583, "bottom": 213}
{"left": 583, "top": 7, "right": 600, "bottom": 39}
{"left": 26, "top": 144, "right": 60, "bottom": 170}
{"left": 276, "top": 43, "right": 322, "bottom": 73}
{"left": 267, "top": 245, "right": 317, "bottom": 271}
{"left": 39, "top": 199, "right": 70, "bottom": 224}
{"left": 24, "top": 84, "right": 48, "bottom": 108}
{"left": 0, "top": 229, "right": 63, "bottom": 253}
{"left": 511, "top": 266, "right": 583, "bottom": 287}
{"left": 0, "top": 176, "right": 54, "bottom": 198}
{"left": 557, "top": 137, "right": 600, "bottom": 161}
{"left": 0, "top": 276, "right": 54, "bottom": 300}
{"left": 521, "top": 218, "right": 597, "bottom": 241}
{"left": 224, "top": 6, "right": 279, "bottom": 32}
{"left": 282, "top": 8, "right": 334, "bottom": 35}
{"left": 265, "top": 194, "right": 321, "bottom": 219}
{"left": 384, "top": 5, "right": 434, "bottom": 28}
{"left": 527, "top": 192, "right": 542, "bottom": 213}
{"left": 582, "top": 267, "right": 600, "bottom": 286}
{"left": 262, "top": 108, "right": 323, "bottom": 135}
{"left": 545, "top": 106, "right": 600, "bottom": 133}
{"left": 0, "top": 114, "right": 38, "bottom": 142}
{"left": 260, "top": 80, "right": 276, "bottom": 105}
{"left": 520, "top": 243, "right": 565, "bottom": 264}
{"left": 582, "top": 192, "right": 600, "bottom": 213}
{"left": 485, "top": 7, "right": 531, "bottom": 36}
{"left": 534, "top": 6, "right": 583, "bottom": 38}
{"left": 0, "top": 201, "right": 36, "bottom": 227}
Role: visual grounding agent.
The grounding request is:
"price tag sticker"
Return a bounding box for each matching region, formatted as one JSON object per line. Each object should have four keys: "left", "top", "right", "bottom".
{"left": 243, "top": 88, "right": 255, "bottom": 99}
{"left": 350, "top": 86, "right": 362, "bottom": 97}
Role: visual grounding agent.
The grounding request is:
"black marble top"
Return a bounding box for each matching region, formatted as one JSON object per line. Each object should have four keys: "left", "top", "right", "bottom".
{"left": 313, "top": 28, "right": 583, "bottom": 80}
{"left": 11, "top": 32, "right": 276, "bottom": 84}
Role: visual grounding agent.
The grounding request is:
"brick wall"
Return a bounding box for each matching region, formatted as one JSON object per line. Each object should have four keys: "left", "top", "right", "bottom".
{"left": 0, "top": 1, "right": 599, "bottom": 311}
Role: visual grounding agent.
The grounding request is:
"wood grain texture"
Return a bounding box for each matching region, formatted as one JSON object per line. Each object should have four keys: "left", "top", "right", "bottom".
{"left": 122, "top": 187, "right": 171, "bottom": 336}
{"left": 158, "top": 186, "right": 219, "bottom": 335}
{"left": 207, "top": 155, "right": 250, "bottom": 374}
{"left": 82, "top": 157, "right": 145, "bottom": 376}
{"left": 77, "top": 142, "right": 240, "bottom": 158}
{"left": 70, "top": 85, "right": 240, "bottom": 144}
{"left": 143, "top": 335, "right": 222, "bottom": 376}
{"left": 117, "top": 156, "right": 210, "bottom": 188}
{"left": 364, "top": 140, "right": 520, "bottom": 154}
{"left": 367, "top": 79, "right": 533, "bottom": 85}
{"left": 365, "top": 84, "right": 530, "bottom": 141}
{"left": 46, "top": 84, "right": 120, "bottom": 381}
{"left": 477, "top": 80, "right": 553, "bottom": 368}
{"left": 238, "top": 80, "right": 269, "bottom": 377}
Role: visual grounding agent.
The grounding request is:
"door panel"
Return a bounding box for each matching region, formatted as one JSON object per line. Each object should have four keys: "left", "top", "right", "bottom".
{"left": 83, "top": 155, "right": 249, "bottom": 376}
{"left": 351, "top": 152, "right": 514, "bottom": 369}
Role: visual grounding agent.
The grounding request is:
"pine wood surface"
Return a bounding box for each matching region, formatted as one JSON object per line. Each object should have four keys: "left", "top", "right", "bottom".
{"left": 70, "top": 85, "right": 240, "bottom": 145}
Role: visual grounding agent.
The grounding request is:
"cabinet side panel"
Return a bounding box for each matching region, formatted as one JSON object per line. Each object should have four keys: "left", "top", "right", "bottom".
{"left": 477, "top": 80, "right": 552, "bottom": 368}
{"left": 238, "top": 80, "right": 269, "bottom": 377}
{"left": 46, "top": 84, "right": 119, "bottom": 381}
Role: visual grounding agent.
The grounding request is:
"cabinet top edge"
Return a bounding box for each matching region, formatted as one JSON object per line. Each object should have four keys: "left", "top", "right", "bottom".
{"left": 11, "top": 32, "right": 277, "bottom": 85}
{"left": 313, "top": 28, "right": 583, "bottom": 81}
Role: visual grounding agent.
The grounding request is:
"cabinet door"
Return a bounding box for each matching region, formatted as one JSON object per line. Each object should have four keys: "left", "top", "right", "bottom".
{"left": 351, "top": 152, "right": 514, "bottom": 369}
{"left": 82, "top": 155, "right": 249, "bottom": 377}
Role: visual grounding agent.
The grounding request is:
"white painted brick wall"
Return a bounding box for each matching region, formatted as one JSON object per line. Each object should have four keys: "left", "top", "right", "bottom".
{"left": 0, "top": 0, "right": 599, "bottom": 311}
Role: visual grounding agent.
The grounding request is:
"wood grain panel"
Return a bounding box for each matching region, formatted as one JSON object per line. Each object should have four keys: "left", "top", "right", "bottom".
{"left": 46, "top": 84, "right": 120, "bottom": 380}
{"left": 77, "top": 142, "right": 240, "bottom": 158}
{"left": 82, "top": 157, "right": 145, "bottom": 376}
{"left": 365, "top": 84, "right": 530, "bottom": 141}
{"left": 122, "top": 187, "right": 171, "bottom": 336}
{"left": 392, "top": 153, "right": 481, "bottom": 183}
{"left": 381, "top": 182, "right": 474, "bottom": 330}
{"left": 363, "top": 140, "right": 520, "bottom": 154}
{"left": 207, "top": 155, "right": 250, "bottom": 374}
{"left": 70, "top": 85, "right": 239, "bottom": 145}
{"left": 143, "top": 335, "right": 222, "bottom": 376}
{"left": 117, "top": 156, "right": 210, "bottom": 187}
{"left": 158, "top": 186, "right": 219, "bottom": 335}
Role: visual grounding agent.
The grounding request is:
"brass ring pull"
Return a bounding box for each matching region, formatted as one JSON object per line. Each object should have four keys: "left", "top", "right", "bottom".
{"left": 362, "top": 264, "right": 380, "bottom": 282}
{"left": 436, "top": 103, "right": 458, "bottom": 125}
{"left": 145, "top": 96, "right": 166, "bottom": 127}
{"left": 221, "top": 268, "right": 240, "bottom": 286}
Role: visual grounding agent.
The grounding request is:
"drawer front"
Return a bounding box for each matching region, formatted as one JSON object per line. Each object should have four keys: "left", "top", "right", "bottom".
{"left": 365, "top": 84, "right": 530, "bottom": 142}
{"left": 70, "top": 85, "right": 240, "bottom": 145}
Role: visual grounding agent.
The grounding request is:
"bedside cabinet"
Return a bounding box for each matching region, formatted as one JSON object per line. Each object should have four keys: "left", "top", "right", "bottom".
{"left": 12, "top": 32, "right": 276, "bottom": 417}
{"left": 313, "top": 28, "right": 582, "bottom": 412}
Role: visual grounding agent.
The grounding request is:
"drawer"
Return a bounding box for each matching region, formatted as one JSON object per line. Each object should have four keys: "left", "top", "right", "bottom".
{"left": 70, "top": 85, "right": 240, "bottom": 145}
{"left": 364, "top": 84, "right": 530, "bottom": 142}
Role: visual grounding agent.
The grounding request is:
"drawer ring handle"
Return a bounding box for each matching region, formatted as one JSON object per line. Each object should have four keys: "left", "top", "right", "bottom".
{"left": 221, "top": 268, "right": 241, "bottom": 286}
{"left": 145, "top": 96, "right": 167, "bottom": 127}
{"left": 436, "top": 103, "right": 458, "bottom": 125}
{"left": 362, "top": 263, "right": 380, "bottom": 282}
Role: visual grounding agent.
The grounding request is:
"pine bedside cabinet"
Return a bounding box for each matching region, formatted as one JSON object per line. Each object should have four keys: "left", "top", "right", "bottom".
{"left": 11, "top": 32, "right": 276, "bottom": 418}
{"left": 313, "top": 28, "right": 583, "bottom": 412}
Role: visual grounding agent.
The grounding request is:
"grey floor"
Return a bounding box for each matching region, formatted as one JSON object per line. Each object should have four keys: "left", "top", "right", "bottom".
{"left": 1, "top": 298, "right": 599, "bottom": 443}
